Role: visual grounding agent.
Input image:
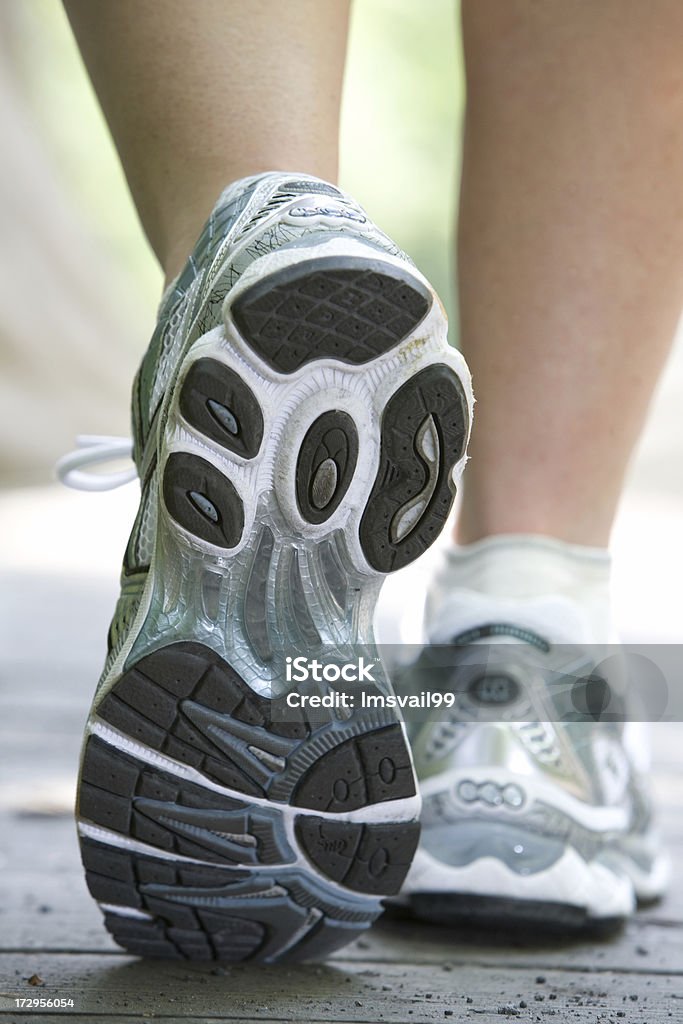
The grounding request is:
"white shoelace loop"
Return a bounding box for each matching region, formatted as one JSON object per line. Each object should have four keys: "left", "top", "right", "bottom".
{"left": 55, "top": 435, "right": 137, "bottom": 491}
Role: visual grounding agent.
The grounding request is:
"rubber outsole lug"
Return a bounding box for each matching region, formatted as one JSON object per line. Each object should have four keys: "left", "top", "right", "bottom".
{"left": 292, "top": 728, "right": 416, "bottom": 812}
{"left": 359, "top": 364, "right": 469, "bottom": 572}
{"left": 296, "top": 817, "right": 420, "bottom": 895}
{"left": 179, "top": 357, "right": 264, "bottom": 459}
{"left": 163, "top": 452, "right": 244, "bottom": 549}
{"left": 231, "top": 256, "right": 432, "bottom": 374}
{"left": 295, "top": 410, "right": 359, "bottom": 524}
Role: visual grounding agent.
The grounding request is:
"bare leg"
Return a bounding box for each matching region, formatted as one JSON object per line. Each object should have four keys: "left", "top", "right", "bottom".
{"left": 63, "top": 0, "right": 350, "bottom": 282}
{"left": 457, "top": 0, "right": 683, "bottom": 546}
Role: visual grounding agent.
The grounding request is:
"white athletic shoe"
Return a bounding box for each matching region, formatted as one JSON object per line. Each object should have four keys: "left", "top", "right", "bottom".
{"left": 394, "top": 539, "right": 669, "bottom": 929}
{"left": 58, "top": 172, "right": 473, "bottom": 962}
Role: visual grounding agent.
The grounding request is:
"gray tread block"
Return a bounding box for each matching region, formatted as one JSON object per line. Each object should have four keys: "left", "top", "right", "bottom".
{"left": 231, "top": 256, "right": 432, "bottom": 374}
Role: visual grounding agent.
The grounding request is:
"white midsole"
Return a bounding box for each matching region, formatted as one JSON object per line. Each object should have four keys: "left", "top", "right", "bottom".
{"left": 399, "top": 846, "right": 636, "bottom": 918}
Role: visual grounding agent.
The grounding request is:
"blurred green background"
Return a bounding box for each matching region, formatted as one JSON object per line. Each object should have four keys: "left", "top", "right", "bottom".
{"left": 1, "top": 0, "right": 464, "bottom": 484}
{"left": 23, "top": 0, "right": 463, "bottom": 330}
{"left": 3, "top": 0, "right": 683, "bottom": 644}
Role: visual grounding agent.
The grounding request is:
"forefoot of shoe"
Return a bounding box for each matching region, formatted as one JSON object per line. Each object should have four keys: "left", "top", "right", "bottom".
{"left": 77, "top": 237, "right": 472, "bottom": 962}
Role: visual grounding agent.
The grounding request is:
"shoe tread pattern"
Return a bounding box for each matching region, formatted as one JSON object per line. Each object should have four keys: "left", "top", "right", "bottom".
{"left": 83, "top": 642, "right": 419, "bottom": 962}
{"left": 231, "top": 256, "right": 432, "bottom": 374}
{"left": 359, "top": 364, "right": 469, "bottom": 572}
{"left": 89, "top": 247, "right": 472, "bottom": 961}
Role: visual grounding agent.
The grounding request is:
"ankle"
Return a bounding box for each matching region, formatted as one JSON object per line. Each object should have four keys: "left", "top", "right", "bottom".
{"left": 426, "top": 533, "right": 614, "bottom": 643}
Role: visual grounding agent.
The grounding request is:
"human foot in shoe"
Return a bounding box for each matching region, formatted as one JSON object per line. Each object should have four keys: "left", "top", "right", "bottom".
{"left": 59, "top": 172, "right": 473, "bottom": 962}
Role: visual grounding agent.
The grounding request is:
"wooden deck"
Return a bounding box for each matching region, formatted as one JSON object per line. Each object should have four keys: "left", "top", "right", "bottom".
{"left": 1, "top": 572, "right": 681, "bottom": 1022}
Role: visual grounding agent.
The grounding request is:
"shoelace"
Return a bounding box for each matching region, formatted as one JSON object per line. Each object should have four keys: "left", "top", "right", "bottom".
{"left": 56, "top": 435, "right": 137, "bottom": 491}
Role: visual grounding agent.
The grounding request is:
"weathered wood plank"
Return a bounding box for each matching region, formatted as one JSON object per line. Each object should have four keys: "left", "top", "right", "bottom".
{"left": 341, "top": 914, "right": 683, "bottom": 972}
{"left": 0, "top": 953, "right": 680, "bottom": 1022}
{"left": 0, "top": 1019, "right": 278, "bottom": 1024}
{"left": 5, "top": 870, "right": 682, "bottom": 977}
{"left": 0, "top": 1020, "right": 287, "bottom": 1024}
{"left": 3, "top": 846, "right": 683, "bottom": 973}
{"left": 2, "top": 814, "right": 683, "bottom": 967}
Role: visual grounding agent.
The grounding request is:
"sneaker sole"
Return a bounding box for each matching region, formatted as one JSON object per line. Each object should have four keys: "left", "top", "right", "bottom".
{"left": 76, "top": 244, "right": 472, "bottom": 963}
